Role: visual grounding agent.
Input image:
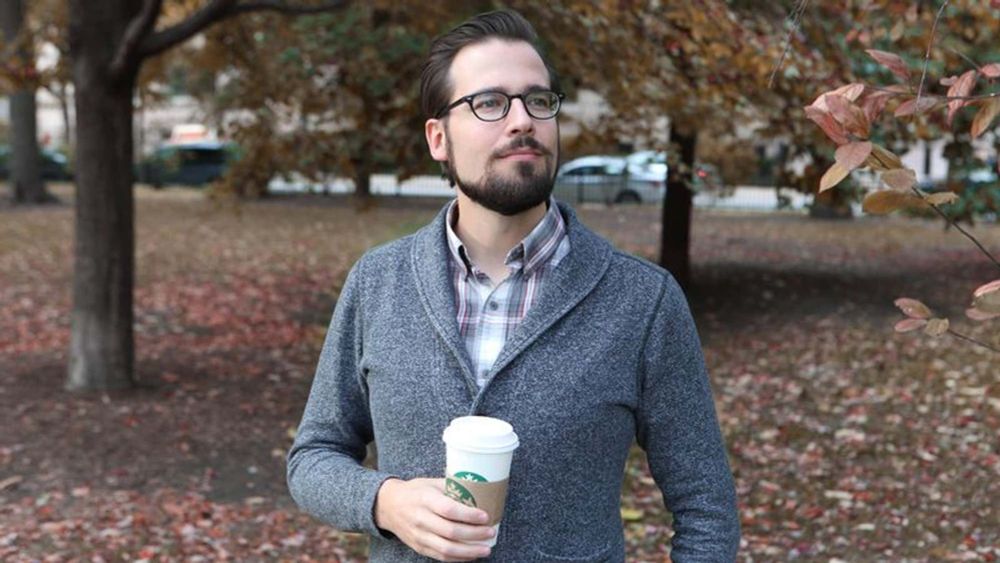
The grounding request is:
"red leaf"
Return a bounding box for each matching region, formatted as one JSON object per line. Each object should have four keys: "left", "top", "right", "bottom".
{"left": 894, "top": 318, "right": 928, "bottom": 333}
{"left": 827, "top": 82, "right": 866, "bottom": 102}
{"left": 866, "top": 49, "right": 911, "bottom": 83}
{"left": 804, "top": 106, "right": 850, "bottom": 145}
{"left": 894, "top": 96, "right": 939, "bottom": 117}
{"left": 859, "top": 91, "right": 893, "bottom": 123}
{"left": 894, "top": 297, "right": 932, "bottom": 319}
{"left": 947, "top": 70, "right": 977, "bottom": 126}
{"left": 981, "top": 63, "right": 1000, "bottom": 78}
{"left": 966, "top": 307, "right": 1000, "bottom": 321}
{"left": 973, "top": 279, "right": 1000, "bottom": 298}
{"left": 834, "top": 141, "right": 873, "bottom": 172}
{"left": 825, "top": 95, "right": 870, "bottom": 138}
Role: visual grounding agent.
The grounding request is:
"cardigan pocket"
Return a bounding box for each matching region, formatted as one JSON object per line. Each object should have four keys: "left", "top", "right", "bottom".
{"left": 535, "top": 540, "right": 612, "bottom": 562}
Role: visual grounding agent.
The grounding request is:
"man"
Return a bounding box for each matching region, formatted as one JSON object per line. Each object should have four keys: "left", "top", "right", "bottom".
{"left": 287, "top": 9, "right": 739, "bottom": 562}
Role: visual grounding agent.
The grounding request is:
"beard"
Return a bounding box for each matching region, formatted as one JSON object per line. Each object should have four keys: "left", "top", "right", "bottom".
{"left": 446, "top": 133, "right": 558, "bottom": 216}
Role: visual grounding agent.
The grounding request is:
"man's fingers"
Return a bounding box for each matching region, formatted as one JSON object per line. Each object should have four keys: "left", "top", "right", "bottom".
{"left": 426, "top": 489, "right": 490, "bottom": 524}
{"left": 419, "top": 532, "right": 491, "bottom": 562}
{"left": 423, "top": 514, "right": 496, "bottom": 543}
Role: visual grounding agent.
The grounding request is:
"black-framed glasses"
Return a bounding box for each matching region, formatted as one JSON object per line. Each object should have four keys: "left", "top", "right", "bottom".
{"left": 435, "top": 90, "right": 566, "bottom": 121}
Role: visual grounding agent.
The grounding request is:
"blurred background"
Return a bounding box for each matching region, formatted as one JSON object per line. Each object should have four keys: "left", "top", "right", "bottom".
{"left": 1, "top": 1, "right": 998, "bottom": 560}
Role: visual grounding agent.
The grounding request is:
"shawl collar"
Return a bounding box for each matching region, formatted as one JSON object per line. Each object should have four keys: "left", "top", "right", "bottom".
{"left": 410, "top": 201, "right": 613, "bottom": 398}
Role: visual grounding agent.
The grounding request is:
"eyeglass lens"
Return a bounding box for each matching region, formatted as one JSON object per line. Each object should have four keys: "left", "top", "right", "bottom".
{"left": 471, "top": 92, "right": 560, "bottom": 121}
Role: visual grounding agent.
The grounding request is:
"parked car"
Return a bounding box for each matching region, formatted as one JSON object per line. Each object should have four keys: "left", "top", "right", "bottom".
{"left": 137, "top": 141, "right": 237, "bottom": 188}
{"left": 626, "top": 150, "right": 722, "bottom": 192}
{"left": 0, "top": 145, "right": 73, "bottom": 181}
{"left": 554, "top": 151, "right": 722, "bottom": 205}
{"left": 554, "top": 155, "right": 666, "bottom": 204}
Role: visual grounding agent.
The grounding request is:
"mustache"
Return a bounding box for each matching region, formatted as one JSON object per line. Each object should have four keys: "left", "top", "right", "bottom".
{"left": 493, "top": 136, "right": 551, "bottom": 159}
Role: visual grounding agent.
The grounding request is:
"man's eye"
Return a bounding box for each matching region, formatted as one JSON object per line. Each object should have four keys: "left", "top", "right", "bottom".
{"left": 527, "top": 95, "right": 554, "bottom": 109}
{"left": 475, "top": 97, "right": 503, "bottom": 109}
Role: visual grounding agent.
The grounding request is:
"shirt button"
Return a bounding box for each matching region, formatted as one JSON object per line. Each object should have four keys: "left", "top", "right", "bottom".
{"left": 488, "top": 301, "right": 499, "bottom": 311}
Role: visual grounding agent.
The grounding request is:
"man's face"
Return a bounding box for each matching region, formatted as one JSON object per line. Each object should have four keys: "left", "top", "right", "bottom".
{"left": 425, "top": 38, "right": 560, "bottom": 216}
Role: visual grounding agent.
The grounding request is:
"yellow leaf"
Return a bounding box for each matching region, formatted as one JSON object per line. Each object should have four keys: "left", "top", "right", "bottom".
{"left": 863, "top": 190, "right": 925, "bottom": 215}
{"left": 819, "top": 162, "right": 850, "bottom": 193}
{"left": 923, "top": 318, "right": 949, "bottom": 337}
{"left": 971, "top": 99, "right": 1000, "bottom": 139}
{"left": 925, "top": 192, "right": 958, "bottom": 206}
{"left": 864, "top": 145, "right": 903, "bottom": 171}
{"left": 620, "top": 508, "right": 644, "bottom": 521}
{"left": 881, "top": 169, "right": 916, "bottom": 191}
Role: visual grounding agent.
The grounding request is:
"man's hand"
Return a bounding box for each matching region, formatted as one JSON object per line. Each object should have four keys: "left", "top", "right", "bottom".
{"left": 374, "top": 477, "right": 495, "bottom": 561}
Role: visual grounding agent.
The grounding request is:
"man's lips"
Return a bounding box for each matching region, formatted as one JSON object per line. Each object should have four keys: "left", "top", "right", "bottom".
{"left": 498, "top": 150, "right": 543, "bottom": 160}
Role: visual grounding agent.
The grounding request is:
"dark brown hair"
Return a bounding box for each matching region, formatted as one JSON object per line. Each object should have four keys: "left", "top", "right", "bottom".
{"left": 419, "top": 9, "right": 560, "bottom": 120}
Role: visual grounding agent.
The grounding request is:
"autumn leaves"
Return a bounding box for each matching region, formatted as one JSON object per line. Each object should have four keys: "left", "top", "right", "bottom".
{"left": 804, "top": 49, "right": 1000, "bottom": 216}
{"left": 807, "top": 47, "right": 1000, "bottom": 351}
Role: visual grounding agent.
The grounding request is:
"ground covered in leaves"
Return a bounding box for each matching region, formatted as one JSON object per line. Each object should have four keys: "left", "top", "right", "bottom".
{"left": 1, "top": 185, "right": 997, "bottom": 561}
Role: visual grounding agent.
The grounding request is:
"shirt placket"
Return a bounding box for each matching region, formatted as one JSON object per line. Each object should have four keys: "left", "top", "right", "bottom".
{"left": 470, "top": 267, "right": 518, "bottom": 386}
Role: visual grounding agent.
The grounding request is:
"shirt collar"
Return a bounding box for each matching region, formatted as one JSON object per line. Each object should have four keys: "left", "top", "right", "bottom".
{"left": 445, "top": 197, "right": 567, "bottom": 279}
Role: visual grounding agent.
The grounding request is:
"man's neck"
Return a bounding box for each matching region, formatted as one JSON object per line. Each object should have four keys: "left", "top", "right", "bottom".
{"left": 453, "top": 192, "right": 547, "bottom": 285}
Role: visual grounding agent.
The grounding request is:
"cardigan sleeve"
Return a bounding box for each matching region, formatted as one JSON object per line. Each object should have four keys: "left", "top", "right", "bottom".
{"left": 286, "top": 259, "right": 398, "bottom": 537}
{"left": 636, "top": 274, "right": 740, "bottom": 562}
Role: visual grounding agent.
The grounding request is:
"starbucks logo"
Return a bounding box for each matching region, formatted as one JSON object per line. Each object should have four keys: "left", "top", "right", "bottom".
{"left": 453, "top": 471, "right": 488, "bottom": 483}
{"left": 445, "top": 477, "right": 477, "bottom": 507}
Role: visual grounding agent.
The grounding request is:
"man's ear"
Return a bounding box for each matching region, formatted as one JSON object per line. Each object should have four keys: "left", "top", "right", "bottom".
{"left": 425, "top": 119, "right": 448, "bottom": 162}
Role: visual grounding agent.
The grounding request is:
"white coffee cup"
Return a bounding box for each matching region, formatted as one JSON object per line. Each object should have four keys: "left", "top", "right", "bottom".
{"left": 442, "top": 416, "right": 519, "bottom": 547}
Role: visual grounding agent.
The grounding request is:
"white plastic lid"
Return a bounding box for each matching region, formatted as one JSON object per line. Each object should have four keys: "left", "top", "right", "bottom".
{"left": 442, "top": 416, "right": 520, "bottom": 454}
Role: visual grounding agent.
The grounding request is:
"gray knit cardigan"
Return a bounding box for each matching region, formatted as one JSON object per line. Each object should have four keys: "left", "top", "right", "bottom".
{"left": 287, "top": 201, "right": 739, "bottom": 562}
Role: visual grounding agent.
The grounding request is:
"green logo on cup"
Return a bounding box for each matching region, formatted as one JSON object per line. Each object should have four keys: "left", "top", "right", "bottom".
{"left": 445, "top": 478, "right": 477, "bottom": 507}
{"left": 453, "top": 471, "right": 488, "bottom": 483}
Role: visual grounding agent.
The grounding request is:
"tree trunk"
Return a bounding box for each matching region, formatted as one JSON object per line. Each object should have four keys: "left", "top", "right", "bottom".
{"left": 66, "top": 0, "right": 139, "bottom": 391}
{"left": 808, "top": 154, "right": 854, "bottom": 219}
{"left": 659, "top": 128, "right": 697, "bottom": 292}
{"left": 59, "top": 81, "right": 73, "bottom": 152}
{"left": 352, "top": 153, "right": 375, "bottom": 211}
{"left": 1, "top": 0, "right": 52, "bottom": 204}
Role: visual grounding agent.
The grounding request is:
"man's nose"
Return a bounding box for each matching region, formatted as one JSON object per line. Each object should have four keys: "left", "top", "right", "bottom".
{"left": 504, "top": 97, "right": 535, "bottom": 135}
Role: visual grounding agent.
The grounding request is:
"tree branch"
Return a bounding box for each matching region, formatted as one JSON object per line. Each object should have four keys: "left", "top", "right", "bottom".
{"left": 137, "top": 0, "right": 347, "bottom": 62}
{"left": 948, "top": 328, "right": 1000, "bottom": 354}
{"left": 866, "top": 83, "right": 1000, "bottom": 101}
{"left": 768, "top": 0, "right": 811, "bottom": 89}
{"left": 915, "top": 0, "right": 950, "bottom": 106}
{"left": 109, "top": 0, "right": 163, "bottom": 80}
{"left": 137, "top": 0, "right": 238, "bottom": 61}
{"left": 109, "top": 0, "right": 163, "bottom": 81}
{"left": 911, "top": 186, "right": 1000, "bottom": 273}
{"left": 230, "top": 0, "right": 349, "bottom": 16}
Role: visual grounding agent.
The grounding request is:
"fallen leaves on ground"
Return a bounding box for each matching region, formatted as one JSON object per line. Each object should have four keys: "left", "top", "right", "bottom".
{"left": 1, "top": 187, "right": 997, "bottom": 560}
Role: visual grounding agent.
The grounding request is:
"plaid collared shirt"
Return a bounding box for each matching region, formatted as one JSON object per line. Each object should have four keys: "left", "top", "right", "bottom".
{"left": 445, "top": 199, "right": 571, "bottom": 388}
